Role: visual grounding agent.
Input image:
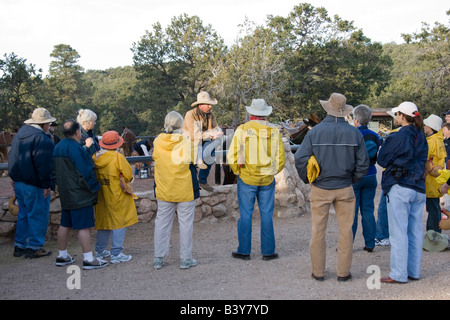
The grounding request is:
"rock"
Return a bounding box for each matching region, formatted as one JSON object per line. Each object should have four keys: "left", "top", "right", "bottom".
{"left": 0, "top": 221, "right": 15, "bottom": 236}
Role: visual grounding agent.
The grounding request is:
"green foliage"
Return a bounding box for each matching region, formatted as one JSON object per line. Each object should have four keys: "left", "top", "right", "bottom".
{"left": 0, "top": 53, "right": 44, "bottom": 130}
{"left": 1, "top": 5, "right": 448, "bottom": 136}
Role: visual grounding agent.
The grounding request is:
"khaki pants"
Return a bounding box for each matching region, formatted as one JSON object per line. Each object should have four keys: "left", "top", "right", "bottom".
{"left": 309, "top": 185, "right": 356, "bottom": 278}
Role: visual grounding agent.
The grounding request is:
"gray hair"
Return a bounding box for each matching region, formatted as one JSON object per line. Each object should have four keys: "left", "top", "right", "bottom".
{"left": 164, "top": 111, "right": 184, "bottom": 133}
{"left": 353, "top": 105, "right": 372, "bottom": 126}
{"left": 76, "top": 109, "right": 97, "bottom": 125}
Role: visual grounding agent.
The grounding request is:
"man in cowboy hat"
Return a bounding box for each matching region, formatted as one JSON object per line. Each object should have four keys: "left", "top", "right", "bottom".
{"left": 227, "top": 99, "right": 285, "bottom": 261}
{"left": 183, "top": 91, "right": 223, "bottom": 192}
{"left": 8, "top": 108, "right": 57, "bottom": 259}
{"left": 295, "top": 93, "right": 369, "bottom": 282}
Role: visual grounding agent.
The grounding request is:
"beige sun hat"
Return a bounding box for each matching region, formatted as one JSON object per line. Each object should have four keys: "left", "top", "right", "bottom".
{"left": 320, "top": 93, "right": 353, "bottom": 118}
{"left": 191, "top": 91, "right": 218, "bottom": 107}
{"left": 245, "top": 99, "right": 273, "bottom": 117}
{"left": 422, "top": 230, "right": 448, "bottom": 252}
{"left": 24, "top": 108, "right": 56, "bottom": 124}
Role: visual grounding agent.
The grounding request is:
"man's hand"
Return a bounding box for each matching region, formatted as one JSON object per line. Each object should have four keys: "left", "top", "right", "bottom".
{"left": 210, "top": 131, "right": 224, "bottom": 140}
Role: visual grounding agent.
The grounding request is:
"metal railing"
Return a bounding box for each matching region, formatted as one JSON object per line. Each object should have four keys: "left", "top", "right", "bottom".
{"left": 0, "top": 144, "right": 300, "bottom": 172}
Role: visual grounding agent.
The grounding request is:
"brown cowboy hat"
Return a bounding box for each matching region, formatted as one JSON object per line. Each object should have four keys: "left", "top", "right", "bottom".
{"left": 8, "top": 196, "right": 19, "bottom": 216}
{"left": 320, "top": 93, "right": 353, "bottom": 118}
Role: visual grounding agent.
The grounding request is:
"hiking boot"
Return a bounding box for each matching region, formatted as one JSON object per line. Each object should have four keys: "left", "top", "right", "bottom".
{"left": 180, "top": 258, "right": 197, "bottom": 269}
{"left": 199, "top": 183, "right": 214, "bottom": 192}
{"left": 153, "top": 257, "right": 164, "bottom": 270}
{"left": 13, "top": 246, "right": 26, "bottom": 257}
{"left": 25, "top": 248, "right": 52, "bottom": 259}
{"left": 82, "top": 258, "right": 109, "bottom": 270}
{"left": 110, "top": 252, "right": 132, "bottom": 264}
{"left": 56, "top": 255, "right": 75, "bottom": 267}
{"left": 95, "top": 250, "right": 111, "bottom": 259}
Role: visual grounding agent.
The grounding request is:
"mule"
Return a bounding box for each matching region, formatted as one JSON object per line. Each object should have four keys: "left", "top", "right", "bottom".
{"left": 121, "top": 126, "right": 137, "bottom": 157}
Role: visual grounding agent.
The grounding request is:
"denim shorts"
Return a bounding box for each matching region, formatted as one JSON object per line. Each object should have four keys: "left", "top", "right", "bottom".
{"left": 60, "top": 206, "right": 95, "bottom": 230}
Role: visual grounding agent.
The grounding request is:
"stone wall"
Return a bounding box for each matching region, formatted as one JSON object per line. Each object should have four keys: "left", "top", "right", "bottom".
{"left": 0, "top": 139, "right": 310, "bottom": 241}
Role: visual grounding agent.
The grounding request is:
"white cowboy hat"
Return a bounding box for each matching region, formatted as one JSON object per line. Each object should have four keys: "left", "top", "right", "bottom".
{"left": 24, "top": 108, "right": 56, "bottom": 124}
{"left": 320, "top": 93, "right": 353, "bottom": 118}
{"left": 245, "top": 99, "right": 272, "bottom": 117}
{"left": 423, "top": 114, "right": 443, "bottom": 132}
{"left": 191, "top": 91, "right": 218, "bottom": 107}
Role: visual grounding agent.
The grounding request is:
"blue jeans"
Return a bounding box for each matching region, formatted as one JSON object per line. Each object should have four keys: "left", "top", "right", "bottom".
{"left": 14, "top": 182, "right": 51, "bottom": 250}
{"left": 352, "top": 175, "right": 377, "bottom": 248}
{"left": 236, "top": 177, "right": 276, "bottom": 256}
{"left": 387, "top": 184, "right": 426, "bottom": 282}
{"left": 95, "top": 228, "right": 127, "bottom": 256}
{"left": 376, "top": 193, "right": 389, "bottom": 240}
{"left": 198, "top": 141, "right": 215, "bottom": 184}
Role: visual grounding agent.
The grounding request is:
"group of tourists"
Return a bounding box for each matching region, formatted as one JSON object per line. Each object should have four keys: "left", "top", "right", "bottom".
{"left": 7, "top": 90, "right": 449, "bottom": 283}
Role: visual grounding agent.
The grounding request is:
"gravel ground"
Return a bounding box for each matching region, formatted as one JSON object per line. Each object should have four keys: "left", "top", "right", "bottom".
{"left": 1, "top": 168, "right": 449, "bottom": 304}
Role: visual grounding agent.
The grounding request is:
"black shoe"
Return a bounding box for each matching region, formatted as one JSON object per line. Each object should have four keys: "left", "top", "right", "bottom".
{"left": 311, "top": 273, "right": 324, "bottom": 282}
{"left": 13, "top": 246, "right": 26, "bottom": 257}
{"left": 408, "top": 276, "right": 419, "bottom": 281}
{"left": 25, "top": 248, "right": 52, "bottom": 259}
{"left": 231, "top": 251, "right": 250, "bottom": 260}
{"left": 363, "top": 247, "right": 374, "bottom": 252}
{"left": 262, "top": 253, "right": 279, "bottom": 261}
{"left": 337, "top": 273, "right": 352, "bottom": 282}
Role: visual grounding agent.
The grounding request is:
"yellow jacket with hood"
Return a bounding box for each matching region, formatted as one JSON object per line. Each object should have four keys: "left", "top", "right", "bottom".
{"left": 92, "top": 150, "right": 138, "bottom": 230}
{"left": 227, "top": 120, "right": 285, "bottom": 186}
{"left": 153, "top": 133, "right": 200, "bottom": 202}
{"left": 425, "top": 128, "right": 447, "bottom": 198}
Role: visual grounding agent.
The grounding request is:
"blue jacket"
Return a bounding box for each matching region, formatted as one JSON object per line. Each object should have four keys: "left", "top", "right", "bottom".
{"left": 52, "top": 137, "right": 100, "bottom": 210}
{"left": 357, "top": 125, "right": 381, "bottom": 176}
{"left": 8, "top": 125, "right": 55, "bottom": 189}
{"left": 377, "top": 124, "right": 428, "bottom": 195}
{"left": 295, "top": 115, "right": 369, "bottom": 190}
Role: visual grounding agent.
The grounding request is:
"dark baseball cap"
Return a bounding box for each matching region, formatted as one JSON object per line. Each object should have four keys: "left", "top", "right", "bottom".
{"left": 443, "top": 110, "right": 450, "bottom": 115}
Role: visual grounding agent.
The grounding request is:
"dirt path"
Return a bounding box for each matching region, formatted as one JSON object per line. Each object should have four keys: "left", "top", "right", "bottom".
{"left": 1, "top": 169, "right": 449, "bottom": 302}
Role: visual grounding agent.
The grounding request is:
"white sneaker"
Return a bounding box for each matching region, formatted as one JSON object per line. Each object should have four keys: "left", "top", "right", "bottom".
{"left": 180, "top": 258, "right": 197, "bottom": 269}
{"left": 375, "top": 238, "right": 390, "bottom": 246}
{"left": 153, "top": 257, "right": 164, "bottom": 270}
{"left": 95, "top": 250, "right": 111, "bottom": 259}
{"left": 83, "top": 258, "right": 109, "bottom": 270}
{"left": 110, "top": 252, "right": 132, "bottom": 264}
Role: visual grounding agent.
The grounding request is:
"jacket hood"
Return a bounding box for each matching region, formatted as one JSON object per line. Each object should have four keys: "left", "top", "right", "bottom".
{"left": 155, "top": 133, "right": 185, "bottom": 152}
{"left": 93, "top": 149, "right": 116, "bottom": 169}
{"left": 16, "top": 124, "right": 43, "bottom": 139}
{"left": 245, "top": 120, "right": 276, "bottom": 139}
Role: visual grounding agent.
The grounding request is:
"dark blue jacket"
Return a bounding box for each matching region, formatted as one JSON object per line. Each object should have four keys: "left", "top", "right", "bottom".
{"left": 377, "top": 124, "right": 428, "bottom": 195}
{"left": 52, "top": 137, "right": 100, "bottom": 210}
{"left": 8, "top": 125, "right": 55, "bottom": 189}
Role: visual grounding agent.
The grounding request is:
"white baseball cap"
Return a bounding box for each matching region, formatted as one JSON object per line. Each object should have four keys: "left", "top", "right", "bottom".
{"left": 391, "top": 102, "right": 419, "bottom": 117}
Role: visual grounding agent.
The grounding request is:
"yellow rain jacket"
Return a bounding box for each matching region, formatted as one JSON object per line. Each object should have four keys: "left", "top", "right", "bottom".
{"left": 227, "top": 120, "right": 285, "bottom": 186}
{"left": 153, "top": 133, "right": 199, "bottom": 202}
{"left": 425, "top": 129, "right": 447, "bottom": 198}
{"left": 93, "top": 150, "right": 138, "bottom": 230}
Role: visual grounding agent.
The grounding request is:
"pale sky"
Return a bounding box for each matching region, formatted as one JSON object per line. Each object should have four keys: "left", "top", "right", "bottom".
{"left": 1, "top": 0, "right": 448, "bottom": 75}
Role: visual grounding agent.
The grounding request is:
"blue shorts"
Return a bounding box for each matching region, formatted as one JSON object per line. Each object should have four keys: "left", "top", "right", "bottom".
{"left": 60, "top": 206, "right": 95, "bottom": 230}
